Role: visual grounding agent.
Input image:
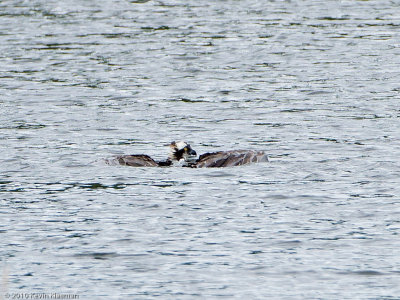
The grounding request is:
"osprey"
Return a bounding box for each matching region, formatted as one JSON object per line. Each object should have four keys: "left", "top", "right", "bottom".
{"left": 108, "top": 141, "right": 268, "bottom": 168}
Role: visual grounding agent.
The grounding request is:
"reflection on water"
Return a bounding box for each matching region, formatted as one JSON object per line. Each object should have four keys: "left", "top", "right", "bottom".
{"left": 1, "top": 0, "right": 400, "bottom": 298}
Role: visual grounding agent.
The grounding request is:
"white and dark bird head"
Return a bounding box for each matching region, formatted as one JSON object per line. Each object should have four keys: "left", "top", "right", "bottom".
{"left": 168, "top": 141, "right": 197, "bottom": 164}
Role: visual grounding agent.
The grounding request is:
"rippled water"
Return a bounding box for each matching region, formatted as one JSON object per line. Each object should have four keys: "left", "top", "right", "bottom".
{"left": 1, "top": 0, "right": 400, "bottom": 299}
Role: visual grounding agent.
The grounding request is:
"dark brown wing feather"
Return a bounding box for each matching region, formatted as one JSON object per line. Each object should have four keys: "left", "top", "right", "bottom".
{"left": 114, "top": 154, "right": 159, "bottom": 167}
{"left": 195, "top": 150, "right": 268, "bottom": 168}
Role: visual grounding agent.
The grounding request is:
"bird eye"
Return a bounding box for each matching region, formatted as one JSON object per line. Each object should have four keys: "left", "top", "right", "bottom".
{"left": 184, "top": 147, "right": 188, "bottom": 152}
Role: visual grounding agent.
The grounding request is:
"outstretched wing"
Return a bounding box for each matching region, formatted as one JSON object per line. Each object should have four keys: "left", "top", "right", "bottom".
{"left": 195, "top": 150, "right": 268, "bottom": 168}
{"left": 113, "top": 154, "right": 159, "bottom": 167}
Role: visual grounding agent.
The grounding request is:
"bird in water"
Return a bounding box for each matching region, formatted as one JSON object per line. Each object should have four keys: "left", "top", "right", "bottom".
{"left": 107, "top": 141, "right": 268, "bottom": 168}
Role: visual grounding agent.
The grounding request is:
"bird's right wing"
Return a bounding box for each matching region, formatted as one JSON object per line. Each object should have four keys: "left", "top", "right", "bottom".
{"left": 195, "top": 150, "right": 268, "bottom": 168}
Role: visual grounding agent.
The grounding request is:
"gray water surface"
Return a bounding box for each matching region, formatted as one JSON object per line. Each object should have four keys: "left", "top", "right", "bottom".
{"left": 1, "top": 0, "right": 400, "bottom": 299}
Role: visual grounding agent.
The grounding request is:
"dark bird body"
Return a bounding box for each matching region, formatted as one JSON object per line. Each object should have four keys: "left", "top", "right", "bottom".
{"left": 107, "top": 141, "right": 268, "bottom": 168}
